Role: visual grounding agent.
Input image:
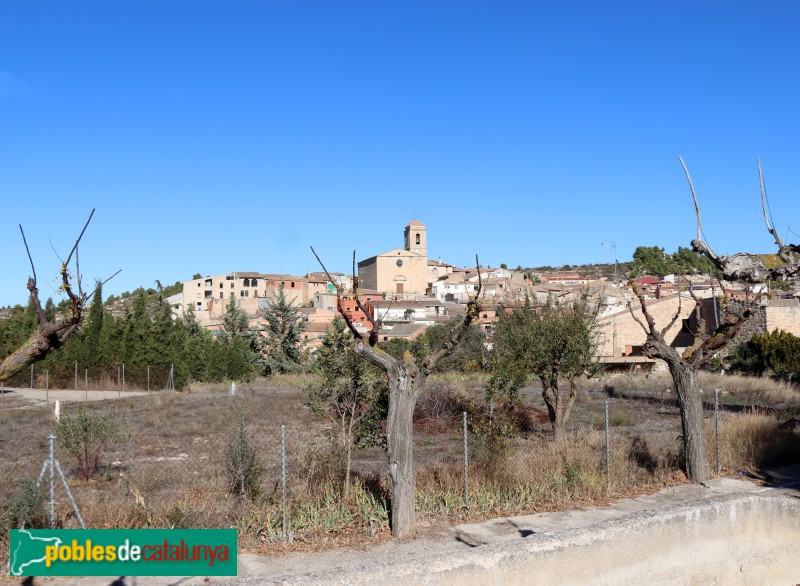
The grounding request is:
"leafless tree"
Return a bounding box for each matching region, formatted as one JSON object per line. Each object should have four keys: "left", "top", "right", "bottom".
{"left": 312, "top": 248, "right": 483, "bottom": 538}
{"left": 0, "top": 210, "right": 118, "bottom": 382}
{"left": 625, "top": 158, "right": 797, "bottom": 482}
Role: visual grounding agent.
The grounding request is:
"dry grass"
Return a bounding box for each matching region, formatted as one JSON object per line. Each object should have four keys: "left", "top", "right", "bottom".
{"left": 1, "top": 372, "right": 799, "bottom": 569}
{"left": 716, "top": 409, "right": 800, "bottom": 471}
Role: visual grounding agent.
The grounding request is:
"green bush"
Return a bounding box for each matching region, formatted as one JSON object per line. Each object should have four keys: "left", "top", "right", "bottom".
{"left": 2, "top": 479, "right": 48, "bottom": 530}
{"left": 56, "top": 407, "right": 121, "bottom": 480}
{"left": 223, "top": 417, "right": 264, "bottom": 499}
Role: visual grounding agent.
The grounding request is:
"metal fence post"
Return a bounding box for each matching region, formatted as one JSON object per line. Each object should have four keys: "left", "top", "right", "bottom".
{"left": 463, "top": 411, "right": 468, "bottom": 506}
{"left": 715, "top": 388, "right": 721, "bottom": 473}
{"left": 605, "top": 400, "right": 611, "bottom": 493}
{"left": 74, "top": 362, "right": 78, "bottom": 392}
{"left": 49, "top": 434, "right": 56, "bottom": 528}
{"left": 281, "top": 424, "right": 287, "bottom": 544}
{"left": 147, "top": 365, "right": 150, "bottom": 394}
{"left": 117, "top": 366, "right": 120, "bottom": 398}
{"left": 84, "top": 369, "right": 88, "bottom": 401}
{"left": 31, "top": 364, "right": 34, "bottom": 389}
{"left": 1, "top": 380, "right": 4, "bottom": 410}
{"left": 122, "top": 363, "right": 125, "bottom": 394}
{"left": 46, "top": 370, "right": 49, "bottom": 404}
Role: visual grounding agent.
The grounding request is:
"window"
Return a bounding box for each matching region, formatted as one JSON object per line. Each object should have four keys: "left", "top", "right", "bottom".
{"left": 219, "top": 283, "right": 223, "bottom": 289}
{"left": 220, "top": 293, "right": 223, "bottom": 299}
{"left": 251, "top": 279, "right": 258, "bottom": 287}
{"left": 243, "top": 278, "right": 250, "bottom": 287}
{"left": 226, "top": 276, "right": 234, "bottom": 281}
{"left": 291, "top": 281, "right": 295, "bottom": 287}
{"left": 231, "top": 283, "right": 234, "bottom": 289}
{"left": 197, "top": 283, "right": 201, "bottom": 288}
{"left": 205, "top": 279, "right": 212, "bottom": 286}
{"left": 204, "top": 290, "right": 212, "bottom": 298}
{"left": 415, "top": 233, "right": 420, "bottom": 245}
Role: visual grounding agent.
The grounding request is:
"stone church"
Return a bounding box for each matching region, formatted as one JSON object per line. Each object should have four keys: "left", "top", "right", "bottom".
{"left": 357, "top": 220, "right": 429, "bottom": 297}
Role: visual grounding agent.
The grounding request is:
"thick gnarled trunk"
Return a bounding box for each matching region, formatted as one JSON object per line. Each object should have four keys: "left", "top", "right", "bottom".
{"left": 353, "top": 342, "right": 422, "bottom": 538}
{"left": 666, "top": 358, "right": 711, "bottom": 482}
{"left": 385, "top": 365, "right": 418, "bottom": 537}
{"left": 0, "top": 330, "right": 58, "bottom": 382}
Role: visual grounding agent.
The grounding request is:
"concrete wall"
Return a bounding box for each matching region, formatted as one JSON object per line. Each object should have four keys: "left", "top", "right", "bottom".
{"left": 268, "top": 493, "right": 800, "bottom": 586}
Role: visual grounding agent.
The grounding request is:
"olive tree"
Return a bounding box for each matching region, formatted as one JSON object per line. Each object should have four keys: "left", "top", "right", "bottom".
{"left": 489, "top": 292, "right": 600, "bottom": 443}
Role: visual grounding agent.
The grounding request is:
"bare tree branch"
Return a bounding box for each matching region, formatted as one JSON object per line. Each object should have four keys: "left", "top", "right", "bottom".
{"left": 1, "top": 210, "right": 115, "bottom": 383}
{"left": 759, "top": 159, "right": 784, "bottom": 249}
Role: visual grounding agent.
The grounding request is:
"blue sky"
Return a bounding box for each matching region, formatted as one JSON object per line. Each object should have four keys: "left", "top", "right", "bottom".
{"left": 2, "top": 1, "right": 799, "bottom": 307}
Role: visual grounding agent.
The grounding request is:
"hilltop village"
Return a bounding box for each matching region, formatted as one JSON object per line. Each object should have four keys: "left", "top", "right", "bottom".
{"left": 170, "top": 219, "right": 800, "bottom": 372}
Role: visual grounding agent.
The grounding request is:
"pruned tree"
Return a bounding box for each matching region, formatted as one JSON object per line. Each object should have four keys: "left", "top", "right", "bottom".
{"left": 0, "top": 210, "right": 118, "bottom": 383}
{"left": 625, "top": 158, "right": 798, "bottom": 482}
{"left": 312, "top": 248, "right": 483, "bottom": 538}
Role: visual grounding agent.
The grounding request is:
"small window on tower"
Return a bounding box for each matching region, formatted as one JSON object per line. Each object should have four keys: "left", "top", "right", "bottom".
{"left": 416, "top": 233, "right": 420, "bottom": 245}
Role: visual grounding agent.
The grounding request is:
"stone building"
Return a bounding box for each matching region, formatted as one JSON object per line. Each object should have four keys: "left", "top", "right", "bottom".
{"left": 357, "top": 220, "right": 429, "bottom": 298}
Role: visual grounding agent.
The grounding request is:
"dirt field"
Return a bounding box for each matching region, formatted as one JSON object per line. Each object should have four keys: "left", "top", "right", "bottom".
{"left": 2, "top": 372, "right": 799, "bottom": 582}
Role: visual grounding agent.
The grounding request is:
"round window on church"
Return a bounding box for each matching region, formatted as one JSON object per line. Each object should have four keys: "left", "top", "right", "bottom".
{"left": 396, "top": 259, "right": 404, "bottom": 267}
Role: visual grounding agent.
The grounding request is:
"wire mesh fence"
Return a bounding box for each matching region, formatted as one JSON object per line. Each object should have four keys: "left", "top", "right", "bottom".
{"left": 1, "top": 375, "right": 798, "bottom": 555}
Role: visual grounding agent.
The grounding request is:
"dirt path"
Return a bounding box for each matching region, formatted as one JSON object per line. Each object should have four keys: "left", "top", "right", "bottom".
{"left": 0, "top": 386, "right": 151, "bottom": 410}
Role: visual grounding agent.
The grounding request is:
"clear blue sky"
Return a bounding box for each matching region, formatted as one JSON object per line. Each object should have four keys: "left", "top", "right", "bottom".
{"left": 2, "top": 1, "right": 799, "bottom": 307}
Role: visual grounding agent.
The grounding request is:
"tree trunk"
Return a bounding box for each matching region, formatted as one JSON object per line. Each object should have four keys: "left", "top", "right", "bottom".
{"left": 0, "top": 331, "right": 55, "bottom": 382}
{"left": 352, "top": 343, "right": 421, "bottom": 538}
{"left": 386, "top": 364, "right": 418, "bottom": 538}
{"left": 666, "top": 359, "right": 711, "bottom": 482}
{"left": 344, "top": 411, "right": 355, "bottom": 499}
{"left": 541, "top": 381, "right": 565, "bottom": 443}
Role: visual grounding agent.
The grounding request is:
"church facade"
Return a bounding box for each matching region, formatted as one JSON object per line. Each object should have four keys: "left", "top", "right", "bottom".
{"left": 357, "top": 220, "right": 429, "bottom": 297}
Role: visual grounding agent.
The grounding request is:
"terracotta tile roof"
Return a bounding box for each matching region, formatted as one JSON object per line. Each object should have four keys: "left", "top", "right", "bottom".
{"left": 406, "top": 219, "right": 424, "bottom": 227}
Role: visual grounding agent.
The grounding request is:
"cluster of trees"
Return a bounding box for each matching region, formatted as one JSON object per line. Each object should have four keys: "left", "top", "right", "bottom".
{"left": 629, "top": 245, "right": 718, "bottom": 277}
{"left": 0, "top": 282, "right": 309, "bottom": 389}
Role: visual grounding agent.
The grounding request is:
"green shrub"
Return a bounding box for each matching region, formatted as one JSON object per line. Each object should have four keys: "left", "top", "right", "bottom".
{"left": 223, "top": 417, "right": 264, "bottom": 499}
{"left": 56, "top": 406, "right": 121, "bottom": 480}
{"left": 2, "top": 479, "right": 48, "bottom": 530}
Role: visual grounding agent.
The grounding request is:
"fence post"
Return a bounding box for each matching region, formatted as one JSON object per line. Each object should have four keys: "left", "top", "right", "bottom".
{"left": 715, "top": 388, "right": 721, "bottom": 473}
{"left": 281, "top": 424, "right": 287, "bottom": 544}
{"left": 463, "top": 411, "right": 468, "bottom": 506}
{"left": 147, "top": 365, "right": 150, "bottom": 394}
{"left": 84, "top": 369, "right": 88, "bottom": 401}
{"left": 122, "top": 363, "right": 125, "bottom": 394}
{"left": 74, "top": 362, "right": 78, "bottom": 392}
{"left": 1, "top": 380, "right": 4, "bottom": 410}
{"left": 605, "top": 400, "right": 611, "bottom": 493}
{"left": 46, "top": 370, "right": 49, "bottom": 404}
{"left": 117, "top": 366, "right": 120, "bottom": 398}
{"left": 49, "top": 433, "right": 56, "bottom": 528}
{"left": 31, "top": 364, "right": 34, "bottom": 389}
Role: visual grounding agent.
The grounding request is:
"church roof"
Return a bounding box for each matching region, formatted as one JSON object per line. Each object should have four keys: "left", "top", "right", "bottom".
{"left": 406, "top": 219, "right": 424, "bottom": 227}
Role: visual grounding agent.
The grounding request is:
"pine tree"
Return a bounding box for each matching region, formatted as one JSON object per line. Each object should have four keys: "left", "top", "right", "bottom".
{"left": 83, "top": 282, "right": 105, "bottom": 368}
{"left": 261, "top": 283, "right": 307, "bottom": 375}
